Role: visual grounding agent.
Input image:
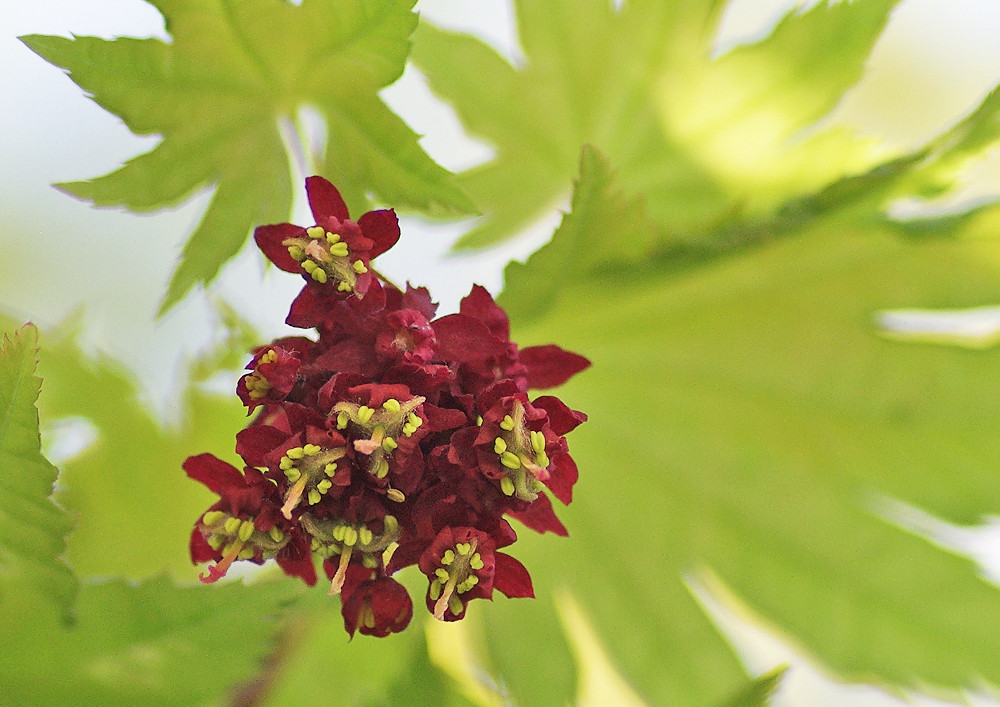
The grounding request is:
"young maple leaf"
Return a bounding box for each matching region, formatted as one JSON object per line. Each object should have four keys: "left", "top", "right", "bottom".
{"left": 412, "top": 0, "right": 901, "bottom": 250}
{"left": 21, "top": 0, "right": 475, "bottom": 313}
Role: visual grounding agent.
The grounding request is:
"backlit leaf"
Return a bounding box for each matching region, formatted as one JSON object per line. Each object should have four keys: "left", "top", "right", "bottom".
{"left": 0, "top": 323, "right": 76, "bottom": 615}
{"left": 21, "top": 0, "right": 474, "bottom": 312}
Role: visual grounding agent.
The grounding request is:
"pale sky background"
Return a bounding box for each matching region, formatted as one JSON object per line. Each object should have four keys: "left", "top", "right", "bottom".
{"left": 5, "top": 1, "right": 1000, "bottom": 705}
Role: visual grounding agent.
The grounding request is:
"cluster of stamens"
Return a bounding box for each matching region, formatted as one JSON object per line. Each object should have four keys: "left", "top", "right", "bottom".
{"left": 278, "top": 444, "right": 346, "bottom": 518}
{"left": 429, "top": 540, "right": 485, "bottom": 620}
{"left": 243, "top": 349, "right": 277, "bottom": 400}
{"left": 198, "top": 510, "right": 288, "bottom": 582}
{"left": 299, "top": 514, "right": 400, "bottom": 595}
{"left": 284, "top": 225, "right": 368, "bottom": 292}
{"left": 333, "top": 397, "right": 423, "bottom": 491}
{"left": 493, "top": 404, "right": 549, "bottom": 501}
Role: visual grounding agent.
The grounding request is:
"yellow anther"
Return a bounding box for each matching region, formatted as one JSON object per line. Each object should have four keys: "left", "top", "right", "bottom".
{"left": 325, "top": 231, "right": 340, "bottom": 244}
{"left": 284, "top": 468, "right": 301, "bottom": 482}
{"left": 456, "top": 542, "right": 471, "bottom": 556}
{"left": 382, "top": 436, "right": 398, "bottom": 452}
{"left": 500, "top": 451, "right": 522, "bottom": 469}
{"left": 308, "top": 488, "right": 322, "bottom": 505}
{"left": 373, "top": 458, "right": 390, "bottom": 479}
{"left": 402, "top": 423, "right": 416, "bottom": 436}
{"left": 343, "top": 527, "right": 359, "bottom": 546}
{"left": 287, "top": 245, "right": 305, "bottom": 261}
{"left": 469, "top": 553, "right": 484, "bottom": 570}
{"left": 311, "top": 268, "right": 328, "bottom": 284}
{"left": 435, "top": 568, "right": 450, "bottom": 581}
{"left": 359, "top": 527, "right": 374, "bottom": 545}
{"left": 238, "top": 519, "right": 255, "bottom": 542}
{"left": 386, "top": 488, "right": 405, "bottom": 503}
{"left": 207, "top": 535, "right": 225, "bottom": 550}
{"left": 429, "top": 580, "right": 443, "bottom": 601}
{"left": 494, "top": 437, "right": 507, "bottom": 454}
{"left": 279, "top": 456, "right": 294, "bottom": 470}
{"left": 317, "top": 479, "right": 333, "bottom": 493}
{"left": 531, "top": 430, "right": 546, "bottom": 454}
{"left": 287, "top": 447, "right": 305, "bottom": 460}
{"left": 324, "top": 463, "right": 337, "bottom": 476}
{"left": 383, "top": 398, "right": 401, "bottom": 413}
{"left": 307, "top": 226, "right": 325, "bottom": 238}
{"left": 269, "top": 526, "right": 285, "bottom": 543}
{"left": 500, "top": 415, "right": 516, "bottom": 431}
{"left": 500, "top": 477, "right": 515, "bottom": 496}
{"left": 408, "top": 413, "right": 422, "bottom": 427}
{"left": 441, "top": 550, "right": 455, "bottom": 566}
{"left": 302, "top": 259, "right": 317, "bottom": 273}
{"left": 238, "top": 546, "right": 255, "bottom": 560}
{"left": 336, "top": 411, "right": 349, "bottom": 429}
{"left": 303, "top": 444, "right": 322, "bottom": 456}
{"left": 536, "top": 450, "right": 550, "bottom": 468}
{"left": 202, "top": 510, "right": 224, "bottom": 526}
{"left": 337, "top": 281, "right": 353, "bottom": 292}
{"left": 352, "top": 259, "right": 368, "bottom": 274}
{"left": 329, "top": 242, "right": 349, "bottom": 257}
{"left": 261, "top": 349, "right": 277, "bottom": 363}
{"left": 224, "top": 517, "right": 241, "bottom": 534}
{"left": 357, "top": 406, "right": 375, "bottom": 424}
{"left": 448, "top": 594, "right": 464, "bottom": 617}
{"left": 332, "top": 525, "right": 347, "bottom": 542}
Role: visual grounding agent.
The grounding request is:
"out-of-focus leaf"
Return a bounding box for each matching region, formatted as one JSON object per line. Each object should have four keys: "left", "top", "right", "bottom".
{"left": 0, "top": 574, "right": 299, "bottom": 706}
{"left": 714, "top": 667, "right": 785, "bottom": 707}
{"left": 0, "top": 324, "right": 76, "bottom": 615}
{"left": 21, "top": 0, "right": 474, "bottom": 313}
{"left": 412, "top": 0, "right": 900, "bottom": 250}
{"left": 261, "top": 586, "right": 424, "bottom": 707}
{"left": 0, "top": 311, "right": 250, "bottom": 582}
{"left": 490, "top": 159, "right": 1000, "bottom": 704}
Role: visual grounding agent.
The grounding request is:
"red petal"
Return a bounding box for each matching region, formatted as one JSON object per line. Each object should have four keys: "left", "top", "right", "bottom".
{"left": 546, "top": 451, "right": 578, "bottom": 505}
{"left": 533, "top": 396, "right": 588, "bottom": 435}
{"left": 519, "top": 345, "right": 590, "bottom": 389}
{"left": 306, "top": 176, "right": 350, "bottom": 222}
{"left": 493, "top": 552, "right": 534, "bottom": 598}
{"left": 459, "top": 285, "right": 510, "bottom": 339}
{"left": 432, "top": 314, "right": 503, "bottom": 363}
{"left": 254, "top": 223, "right": 306, "bottom": 273}
{"left": 359, "top": 209, "right": 400, "bottom": 258}
{"left": 507, "top": 493, "right": 568, "bottom": 536}
{"left": 189, "top": 526, "right": 217, "bottom": 563}
{"left": 183, "top": 453, "right": 243, "bottom": 494}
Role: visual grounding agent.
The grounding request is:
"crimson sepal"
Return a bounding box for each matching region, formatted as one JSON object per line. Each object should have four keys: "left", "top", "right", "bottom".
{"left": 306, "top": 175, "right": 350, "bottom": 222}
{"left": 519, "top": 345, "right": 591, "bottom": 389}
{"left": 254, "top": 222, "right": 306, "bottom": 272}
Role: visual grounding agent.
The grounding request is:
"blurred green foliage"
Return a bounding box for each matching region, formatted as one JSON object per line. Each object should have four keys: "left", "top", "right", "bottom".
{"left": 9, "top": 0, "right": 1000, "bottom": 704}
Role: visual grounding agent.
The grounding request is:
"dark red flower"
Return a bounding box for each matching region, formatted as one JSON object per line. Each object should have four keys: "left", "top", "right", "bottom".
{"left": 185, "top": 176, "right": 586, "bottom": 636}
{"left": 253, "top": 176, "right": 399, "bottom": 299}
{"left": 342, "top": 573, "right": 413, "bottom": 637}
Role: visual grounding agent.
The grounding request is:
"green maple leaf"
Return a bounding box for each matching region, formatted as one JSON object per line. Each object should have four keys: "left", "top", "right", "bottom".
{"left": 0, "top": 307, "right": 257, "bottom": 581}
{"left": 483, "top": 144, "right": 1000, "bottom": 705}
{"left": 0, "top": 324, "right": 76, "bottom": 616}
{"left": 0, "top": 574, "right": 300, "bottom": 706}
{"left": 412, "top": 0, "right": 901, "bottom": 250}
{"left": 21, "top": 0, "right": 475, "bottom": 314}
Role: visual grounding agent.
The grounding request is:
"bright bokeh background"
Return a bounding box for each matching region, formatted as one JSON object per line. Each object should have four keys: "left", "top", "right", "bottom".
{"left": 5, "top": 1, "right": 1000, "bottom": 704}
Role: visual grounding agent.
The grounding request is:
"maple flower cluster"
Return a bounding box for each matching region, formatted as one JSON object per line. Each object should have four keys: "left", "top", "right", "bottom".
{"left": 185, "top": 177, "right": 588, "bottom": 637}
